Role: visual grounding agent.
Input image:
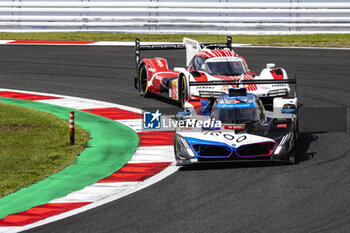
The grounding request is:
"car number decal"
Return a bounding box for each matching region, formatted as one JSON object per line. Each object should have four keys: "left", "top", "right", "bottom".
{"left": 203, "top": 131, "right": 247, "bottom": 146}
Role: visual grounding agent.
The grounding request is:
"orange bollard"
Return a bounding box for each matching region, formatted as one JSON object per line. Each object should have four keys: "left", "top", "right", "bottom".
{"left": 70, "top": 111, "right": 75, "bottom": 145}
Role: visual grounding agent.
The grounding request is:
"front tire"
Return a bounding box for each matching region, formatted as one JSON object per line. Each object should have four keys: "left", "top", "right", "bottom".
{"left": 288, "top": 130, "right": 297, "bottom": 164}
{"left": 179, "top": 75, "right": 188, "bottom": 108}
{"left": 290, "top": 116, "right": 299, "bottom": 164}
{"left": 139, "top": 63, "right": 149, "bottom": 97}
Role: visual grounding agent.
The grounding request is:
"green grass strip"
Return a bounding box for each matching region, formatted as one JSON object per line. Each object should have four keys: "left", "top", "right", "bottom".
{"left": 1, "top": 32, "right": 350, "bottom": 47}
{"left": 0, "top": 97, "right": 139, "bottom": 219}
{"left": 0, "top": 102, "right": 89, "bottom": 198}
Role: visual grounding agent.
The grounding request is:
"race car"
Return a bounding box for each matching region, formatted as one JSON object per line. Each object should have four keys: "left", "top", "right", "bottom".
{"left": 174, "top": 87, "right": 299, "bottom": 166}
{"left": 135, "top": 36, "right": 291, "bottom": 107}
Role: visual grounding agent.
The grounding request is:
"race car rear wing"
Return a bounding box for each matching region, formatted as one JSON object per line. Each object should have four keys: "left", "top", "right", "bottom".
{"left": 190, "top": 78, "right": 298, "bottom": 111}
{"left": 189, "top": 78, "right": 298, "bottom": 97}
{"left": 189, "top": 79, "right": 296, "bottom": 86}
{"left": 135, "top": 36, "right": 233, "bottom": 71}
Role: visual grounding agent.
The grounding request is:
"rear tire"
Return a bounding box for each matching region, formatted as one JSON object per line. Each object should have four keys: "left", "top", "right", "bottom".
{"left": 139, "top": 64, "right": 149, "bottom": 97}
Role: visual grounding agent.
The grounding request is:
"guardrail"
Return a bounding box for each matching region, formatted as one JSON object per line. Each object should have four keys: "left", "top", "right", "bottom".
{"left": 1, "top": 0, "right": 350, "bottom": 34}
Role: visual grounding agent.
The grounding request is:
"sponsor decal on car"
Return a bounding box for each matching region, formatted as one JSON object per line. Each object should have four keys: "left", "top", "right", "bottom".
{"left": 156, "top": 59, "right": 164, "bottom": 68}
{"left": 221, "top": 85, "right": 229, "bottom": 91}
{"left": 277, "top": 124, "right": 288, "bottom": 128}
{"left": 224, "top": 124, "right": 246, "bottom": 130}
{"left": 171, "top": 79, "right": 178, "bottom": 99}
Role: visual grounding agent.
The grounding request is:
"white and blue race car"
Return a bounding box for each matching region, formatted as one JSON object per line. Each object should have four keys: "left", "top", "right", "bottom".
{"left": 174, "top": 87, "right": 299, "bottom": 166}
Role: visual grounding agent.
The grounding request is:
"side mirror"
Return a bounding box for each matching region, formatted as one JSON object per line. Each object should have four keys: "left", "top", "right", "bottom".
{"left": 281, "top": 103, "right": 296, "bottom": 114}
{"left": 248, "top": 70, "right": 256, "bottom": 77}
{"left": 266, "top": 63, "right": 275, "bottom": 69}
{"left": 281, "top": 109, "right": 294, "bottom": 114}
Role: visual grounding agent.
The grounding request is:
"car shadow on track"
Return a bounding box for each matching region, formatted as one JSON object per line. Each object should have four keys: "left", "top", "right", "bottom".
{"left": 179, "top": 131, "right": 323, "bottom": 171}
{"left": 148, "top": 92, "right": 182, "bottom": 107}
{"left": 295, "top": 131, "right": 323, "bottom": 162}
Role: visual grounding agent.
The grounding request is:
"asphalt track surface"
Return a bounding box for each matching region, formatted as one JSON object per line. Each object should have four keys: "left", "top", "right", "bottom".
{"left": 0, "top": 45, "right": 349, "bottom": 233}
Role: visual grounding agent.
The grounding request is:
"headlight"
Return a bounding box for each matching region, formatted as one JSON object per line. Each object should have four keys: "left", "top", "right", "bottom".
{"left": 274, "top": 133, "right": 291, "bottom": 155}
{"left": 175, "top": 134, "right": 196, "bottom": 159}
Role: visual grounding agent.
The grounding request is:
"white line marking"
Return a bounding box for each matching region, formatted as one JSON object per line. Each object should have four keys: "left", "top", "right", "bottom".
{"left": 0, "top": 227, "right": 19, "bottom": 233}
{"left": 242, "top": 45, "right": 350, "bottom": 50}
{"left": 1, "top": 40, "right": 349, "bottom": 50}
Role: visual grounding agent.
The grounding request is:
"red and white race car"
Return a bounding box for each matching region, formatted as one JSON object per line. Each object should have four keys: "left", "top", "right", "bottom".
{"left": 135, "top": 36, "right": 292, "bottom": 107}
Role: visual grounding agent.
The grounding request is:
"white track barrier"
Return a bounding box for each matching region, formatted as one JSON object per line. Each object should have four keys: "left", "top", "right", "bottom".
{"left": 1, "top": 0, "right": 350, "bottom": 34}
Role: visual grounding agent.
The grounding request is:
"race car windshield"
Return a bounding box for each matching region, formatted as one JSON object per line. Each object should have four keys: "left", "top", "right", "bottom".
{"left": 211, "top": 106, "right": 260, "bottom": 124}
{"left": 205, "top": 61, "right": 247, "bottom": 76}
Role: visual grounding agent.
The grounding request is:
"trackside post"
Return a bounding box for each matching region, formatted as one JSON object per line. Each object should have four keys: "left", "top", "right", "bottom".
{"left": 70, "top": 111, "right": 75, "bottom": 145}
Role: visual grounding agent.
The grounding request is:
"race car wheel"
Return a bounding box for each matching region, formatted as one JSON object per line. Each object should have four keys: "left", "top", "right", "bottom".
{"left": 289, "top": 130, "right": 297, "bottom": 164}
{"left": 289, "top": 117, "right": 299, "bottom": 164}
{"left": 139, "top": 63, "right": 149, "bottom": 97}
{"left": 179, "top": 75, "right": 188, "bottom": 108}
{"left": 295, "top": 117, "right": 300, "bottom": 141}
